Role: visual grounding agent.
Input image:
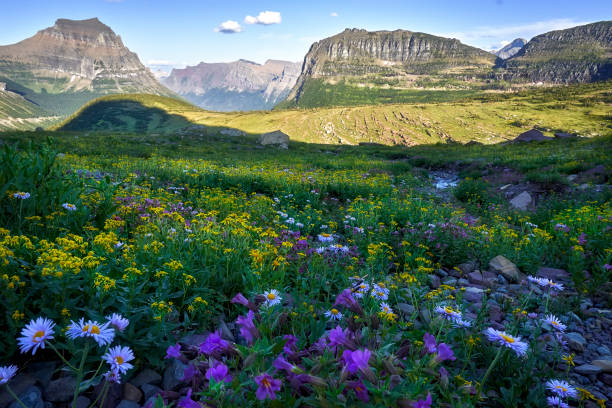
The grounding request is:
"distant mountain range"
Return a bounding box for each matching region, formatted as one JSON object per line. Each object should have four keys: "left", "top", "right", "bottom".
{"left": 162, "top": 59, "right": 300, "bottom": 112}
{"left": 494, "top": 38, "right": 527, "bottom": 59}
{"left": 0, "top": 18, "right": 173, "bottom": 116}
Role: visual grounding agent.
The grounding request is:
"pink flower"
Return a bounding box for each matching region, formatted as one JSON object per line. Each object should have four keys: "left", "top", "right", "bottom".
{"left": 254, "top": 373, "right": 282, "bottom": 400}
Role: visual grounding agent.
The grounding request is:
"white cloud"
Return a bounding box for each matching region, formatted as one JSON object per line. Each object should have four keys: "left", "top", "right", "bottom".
{"left": 500, "top": 40, "right": 510, "bottom": 47}
{"left": 147, "top": 59, "right": 174, "bottom": 65}
{"left": 330, "top": 12, "right": 338, "bottom": 17}
{"left": 244, "top": 11, "right": 282, "bottom": 25}
{"left": 436, "top": 18, "right": 593, "bottom": 48}
{"left": 214, "top": 20, "right": 242, "bottom": 34}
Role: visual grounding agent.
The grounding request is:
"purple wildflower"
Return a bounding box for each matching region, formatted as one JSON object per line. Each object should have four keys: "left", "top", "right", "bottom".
{"left": 177, "top": 388, "right": 201, "bottom": 408}
{"left": 578, "top": 233, "right": 587, "bottom": 245}
{"left": 199, "top": 331, "right": 230, "bottom": 355}
{"left": 283, "top": 334, "right": 298, "bottom": 355}
{"left": 348, "top": 380, "right": 369, "bottom": 402}
{"left": 414, "top": 393, "right": 432, "bottom": 408}
{"left": 236, "top": 311, "right": 259, "bottom": 345}
{"left": 342, "top": 349, "right": 371, "bottom": 374}
{"left": 423, "top": 333, "right": 437, "bottom": 354}
{"left": 273, "top": 355, "right": 300, "bottom": 374}
{"left": 205, "top": 362, "right": 232, "bottom": 384}
{"left": 231, "top": 293, "right": 249, "bottom": 307}
{"left": 327, "top": 325, "right": 352, "bottom": 350}
{"left": 254, "top": 373, "right": 282, "bottom": 400}
{"left": 435, "top": 343, "right": 456, "bottom": 363}
{"left": 165, "top": 343, "right": 181, "bottom": 359}
{"left": 334, "top": 289, "right": 364, "bottom": 316}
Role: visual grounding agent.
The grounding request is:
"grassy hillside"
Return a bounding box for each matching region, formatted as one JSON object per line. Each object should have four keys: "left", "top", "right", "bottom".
{"left": 56, "top": 82, "right": 611, "bottom": 145}
{"left": 0, "top": 85, "right": 60, "bottom": 131}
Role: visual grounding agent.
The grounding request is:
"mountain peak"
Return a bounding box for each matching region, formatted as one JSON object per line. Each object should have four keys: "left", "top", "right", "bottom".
{"left": 495, "top": 38, "right": 527, "bottom": 59}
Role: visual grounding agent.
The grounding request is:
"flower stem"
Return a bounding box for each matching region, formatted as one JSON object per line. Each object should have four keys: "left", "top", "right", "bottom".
{"left": 71, "top": 341, "right": 90, "bottom": 408}
{"left": 479, "top": 347, "right": 504, "bottom": 398}
{"left": 49, "top": 343, "right": 78, "bottom": 371}
{"left": 4, "top": 385, "right": 29, "bottom": 408}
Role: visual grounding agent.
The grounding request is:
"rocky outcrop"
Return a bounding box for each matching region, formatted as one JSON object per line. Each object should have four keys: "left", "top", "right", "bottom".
{"left": 287, "top": 28, "right": 496, "bottom": 104}
{"left": 500, "top": 21, "right": 612, "bottom": 83}
{"left": 0, "top": 18, "right": 172, "bottom": 101}
{"left": 494, "top": 38, "right": 526, "bottom": 60}
{"left": 163, "top": 59, "right": 300, "bottom": 111}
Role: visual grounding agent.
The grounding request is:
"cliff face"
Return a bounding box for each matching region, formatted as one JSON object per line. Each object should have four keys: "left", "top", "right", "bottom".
{"left": 500, "top": 21, "right": 612, "bottom": 83}
{"left": 287, "top": 28, "right": 496, "bottom": 103}
{"left": 0, "top": 18, "right": 171, "bottom": 96}
{"left": 163, "top": 59, "right": 300, "bottom": 111}
{"left": 494, "top": 38, "right": 527, "bottom": 60}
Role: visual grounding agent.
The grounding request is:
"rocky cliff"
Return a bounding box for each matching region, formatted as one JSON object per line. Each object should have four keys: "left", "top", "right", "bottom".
{"left": 163, "top": 59, "right": 300, "bottom": 111}
{"left": 0, "top": 18, "right": 172, "bottom": 114}
{"left": 286, "top": 28, "right": 496, "bottom": 104}
{"left": 494, "top": 38, "right": 526, "bottom": 60}
{"left": 500, "top": 21, "right": 612, "bottom": 83}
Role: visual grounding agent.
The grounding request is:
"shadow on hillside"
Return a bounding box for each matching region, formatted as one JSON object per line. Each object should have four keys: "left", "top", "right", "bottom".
{"left": 59, "top": 100, "right": 196, "bottom": 132}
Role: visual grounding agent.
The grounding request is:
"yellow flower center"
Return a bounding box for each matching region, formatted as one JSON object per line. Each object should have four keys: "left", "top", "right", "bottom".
{"left": 552, "top": 321, "right": 559, "bottom": 326}
{"left": 500, "top": 334, "right": 515, "bottom": 344}
{"left": 321, "top": 233, "right": 330, "bottom": 237}
{"left": 32, "top": 330, "right": 45, "bottom": 343}
{"left": 267, "top": 293, "right": 276, "bottom": 300}
{"left": 115, "top": 356, "right": 124, "bottom": 365}
{"left": 262, "top": 377, "right": 270, "bottom": 387}
{"left": 555, "top": 385, "right": 567, "bottom": 392}
{"left": 83, "top": 324, "right": 101, "bottom": 334}
{"left": 330, "top": 308, "right": 339, "bottom": 315}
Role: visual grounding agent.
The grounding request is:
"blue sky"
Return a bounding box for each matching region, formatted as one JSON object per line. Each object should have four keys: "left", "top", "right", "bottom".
{"left": 1, "top": 0, "right": 609, "bottom": 72}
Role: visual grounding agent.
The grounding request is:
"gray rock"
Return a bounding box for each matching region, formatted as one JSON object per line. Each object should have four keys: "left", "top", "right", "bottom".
{"left": 117, "top": 400, "right": 140, "bottom": 408}
{"left": 141, "top": 384, "right": 161, "bottom": 401}
{"left": 457, "top": 261, "right": 477, "bottom": 274}
{"left": 489, "top": 255, "right": 521, "bottom": 282}
{"left": 162, "top": 359, "right": 187, "bottom": 391}
{"left": 8, "top": 386, "right": 43, "bottom": 408}
{"left": 441, "top": 277, "right": 457, "bottom": 286}
{"left": 43, "top": 376, "right": 77, "bottom": 403}
{"left": 258, "top": 130, "right": 289, "bottom": 149}
{"left": 575, "top": 364, "right": 602, "bottom": 375}
{"left": 565, "top": 332, "right": 587, "bottom": 352}
{"left": 554, "top": 132, "right": 577, "bottom": 139}
{"left": 141, "top": 396, "right": 159, "bottom": 408}
{"left": 514, "top": 129, "right": 551, "bottom": 143}
{"left": 75, "top": 396, "right": 90, "bottom": 408}
{"left": 218, "top": 319, "right": 235, "bottom": 342}
{"left": 428, "top": 274, "right": 441, "bottom": 289}
{"left": 592, "top": 359, "right": 612, "bottom": 373}
{"left": 179, "top": 333, "right": 207, "bottom": 348}
{"left": 123, "top": 383, "right": 142, "bottom": 402}
{"left": 597, "top": 345, "right": 612, "bottom": 357}
{"left": 0, "top": 374, "right": 37, "bottom": 408}
{"left": 457, "top": 278, "right": 470, "bottom": 286}
{"left": 467, "top": 270, "right": 496, "bottom": 287}
{"left": 397, "top": 303, "right": 415, "bottom": 316}
{"left": 26, "top": 362, "right": 56, "bottom": 389}
{"left": 463, "top": 287, "right": 485, "bottom": 302}
{"left": 537, "top": 266, "right": 571, "bottom": 283}
{"left": 130, "top": 369, "right": 162, "bottom": 388}
{"left": 509, "top": 191, "right": 532, "bottom": 211}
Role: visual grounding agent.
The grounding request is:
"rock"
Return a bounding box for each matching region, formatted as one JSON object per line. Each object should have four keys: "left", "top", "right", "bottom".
{"left": 43, "top": 376, "right": 77, "bottom": 403}
{"left": 179, "top": 333, "right": 207, "bottom": 348}
{"left": 218, "top": 319, "right": 235, "bottom": 342}
{"left": 457, "top": 261, "right": 477, "bottom": 274}
{"left": 463, "top": 287, "right": 485, "bottom": 303}
{"left": 513, "top": 129, "right": 551, "bottom": 143}
{"left": 488, "top": 304, "right": 503, "bottom": 322}
{"left": 457, "top": 278, "right": 470, "bottom": 286}
{"left": 0, "top": 374, "right": 37, "bottom": 407}
{"left": 601, "top": 373, "right": 612, "bottom": 387}
{"left": 75, "top": 396, "right": 90, "bottom": 408}
{"left": 258, "top": 130, "right": 289, "bottom": 149}
{"left": 25, "top": 362, "right": 56, "bottom": 389}
{"left": 597, "top": 345, "right": 612, "bottom": 357}
{"left": 441, "top": 277, "right": 457, "bottom": 286}
{"left": 116, "top": 400, "right": 140, "bottom": 408}
{"left": 141, "top": 384, "right": 162, "bottom": 401}
{"left": 592, "top": 359, "right": 612, "bottom": 373}
{"left": 575, "top": 364, "right": 603, "bottom": 375}
{"left": 397, "top": 303, "right": 415, "bottom": 316}
{"left": 130, "top": 369, "right": 162, "bottom": 388}
{"left": 509, "top": 191, "right": 532, "bottom": 211}
{"left": 537, "top": 267, "right": 571, "bottom": 283}
{"left": 162, "top": 359, "right": 187, "bottom": 391}
{"left": 554, "top": 132, "right": 577, "bottom": 139}
{"left": 428, "top": 274, "right": 441, "bottom": 289}
{"left": 565, "top": 332, "right": 587, "bottom": 352}
{"left": 124, "top": 383, "right": 143, "bottom": 402}
{"left": 467, "top": 270, "right": 496, "bottom": 287}
{"left": 142, "top": 396, "right": 158, "bottom": 408}
{"left": 8, "top": 386, "right": 43, "bottom": 408}
{"left": 489, "top": 255, "right": 521, "bottom": 282}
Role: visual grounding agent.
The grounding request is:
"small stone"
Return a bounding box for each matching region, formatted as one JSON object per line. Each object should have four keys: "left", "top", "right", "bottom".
{"left": 130, "top": 369, "right": 162, "bottom": 388}
{"left": 8, "top": 386, "right": 43, "bottom": 408}
{"left": 537, "top": 267, "right": 571, "bottom": 283}
{"left": 457, "top": 261, "right": 476, "bottom": 274}
{"left": 141, "top": 384, "right": 162, "bottom": 401}
{"left": 565, "top": 332, "right": 587, "bottom": 352}
{"left": 428, "top": 274, "right": 441, "bottom": 289}
{"left": 179, "top": 333, "right": 207, "bottom": 348}
{"left": 75, "top": 396, "right": 91, "bottom": 408}
{"left": 488, "top": 305, "right": 503, "bottom": 322}
{"left": 441, "top": 277, "right": 457, "bottom": 286}
{"left": 592, "top": 359, "right": 612, "bottom": 373}
{"left": 597, "top": 345, "right": 611, "bottom": 357}
{"left": 463, "top": 287, "right": 485, "bottom": 303}
{"left": 25, "top": 362, "right": 56, "bottom": 389}
{"left": 397, "top": 303, "right": 415, "bottom": 316}
{"left": 509, "top": 191, "right": 532, "bottom": 211}
{"left": 489, "top": 255, "right": 521, "bottom": 282}
{"left": 162, "top": 359, "right": 187, "bottom": 391}
{"left": 123, "top": 383, "right": 143, "bottom": 402}
{"left": 467, "top": 270, "right": 496, "bottom": 287}
{"left": 0, "top": 374, "right": 37, "bottom": 407}
{"left": 601, "top": 373, "right": 612, "bottom": 387}
{"left": 116, "top": 400, "right": 140, "bottom": 408}
{"left": 43, "top": 376, "right": 77, "bottom": 402}
{"left": 457, "top": 278, "right": 470, "bottom": 286}
{"left": 575, "top": 364, "right": 602, "bottom": 375}
{"left": 497, "top": 275, "right": 508, "bottom": 285}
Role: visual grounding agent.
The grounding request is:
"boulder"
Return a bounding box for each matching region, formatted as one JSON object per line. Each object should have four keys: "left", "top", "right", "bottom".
{"left": 8, "top": 386, "right": 43, "bottom": 408}
{"left": 162, "top": 359, "right": 187, "bottom": 391}
{"left": 489, "top": 255, "right": 521, "bottom": 282}
{"left": 592, "top": 359, "right": 612, "bottom": 373}
{"left": 509, "top": 191, "right": 532, "bottom": 211}
{"left": 258, "top": 130, "right": 289, "bottom": 149}
{"left": 513, "top": 129, "right": 551, "bottom": 143}
{"left": 43, "top": 376, "right": 77, "bottom": 402}
{"left": 574, "top": 364, "right": 602, "bottom": 375}
{"left": 554, "top": 132, "right": 577, "bottom": 139}
{"left": 123, "top": 383, "right": 143, "bottom": 402}
{"left": 537, "top": 267, "right": 571, "bottom": 283}
{"left": 565, "top": 332, "right": 587, "bottom": 352}
{"left": 467, "top": 270, "right": 496, "bottom": 287}
{"left": 130, "top": 369, "right": 162, "bottom": 388}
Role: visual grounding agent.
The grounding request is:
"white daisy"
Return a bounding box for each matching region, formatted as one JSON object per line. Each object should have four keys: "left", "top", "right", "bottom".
{"left": 67, "top": 318, "right": 115, "bottom": 347}
{"left": 106, "top": 313, "right": 129, "bottom": 332}
{"left": 317, "top": 233, "right": 334, "bottom": 243}
{"left": 370, "top": 284, "right": 389, "bottom": 301}
{"left": 0, "top": 365, "right": 18, "bottom": 385}
{"left": 434, "top": 305, "right": 462, "bottom": 322}
{"left": 17, "top": 317, "right": 55, "bottom": 355}
{"left": 545, "top": 280, "right": 564, "bottom": 292}
{"left": 353, "top": 282, "right": 370, "bottom": 298}
{"left": 546, "top": 396, "right": 569, "bottom": 408}
{"left": 62, "top": 203, "right": 77, "bottom": 211}
{"left": 452, "top": 317, "right": 472, "bottom": 328}
{"left": 103, "top": 345, "right": 135, "bottom": 374}
{"left": 103, "top": 367, "right": 122, "bottom": 384}
{"left": 262, "top": 289, "right": 282, "bottom": 307}
{"left": 324, "top": 308, "right": 343, "bottom": 321}
{"left": 543, "top": 314, "right": 566, "bottom": 332}
{"left": 527, "top": 276, "right": 549, "bottom": 287}
{"left": 545, "top": 379, "right": 577, "bottom": 399}
{"left": 380, "top": 302, "right": 393, "bottom": 314}
{"left": 13, "top": 192, "right": 30, "bottom": 199}
{"left": 485, "top": 327, "right": 528, "bottom": 357}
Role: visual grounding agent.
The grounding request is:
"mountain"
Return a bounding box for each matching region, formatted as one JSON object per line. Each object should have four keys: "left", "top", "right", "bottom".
{"left": 0, "top": 81, "right": 59, "bottom": 131}
{"left": 163, "top": 59, "right": 300, "bottom": 111}
{"left": 494, "top": 38, "right": 527, "bottom": 60}
{"left": 0, "top": 18, "right": 172, "bottom": 117}
{"left": 282, "top": 28, "right": 497, "bottom": 108}
{"left": 500, "top": 21, "right": 612, "bottom": 83}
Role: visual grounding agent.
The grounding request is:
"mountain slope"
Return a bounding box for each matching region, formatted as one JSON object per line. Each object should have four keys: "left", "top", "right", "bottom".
{"left": 283, "top": 28, "right": 497, "bottom": 108}
{"left": 0, "top": 82, "right": 59, "bottom": 130}
{"left": 494, "top": 38, "right": 527, "bottom": 60}
{"left": 56, "top": 82, "right": 610, "bottom": 145}
{"left": 163, "top": 59, "right": 300, "bottom": 111}
{"left": 501, "top": 21, "right": 612, "bottom": 83}
{"left": 0, "top": 18, "right": 173, "bottom": 118}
